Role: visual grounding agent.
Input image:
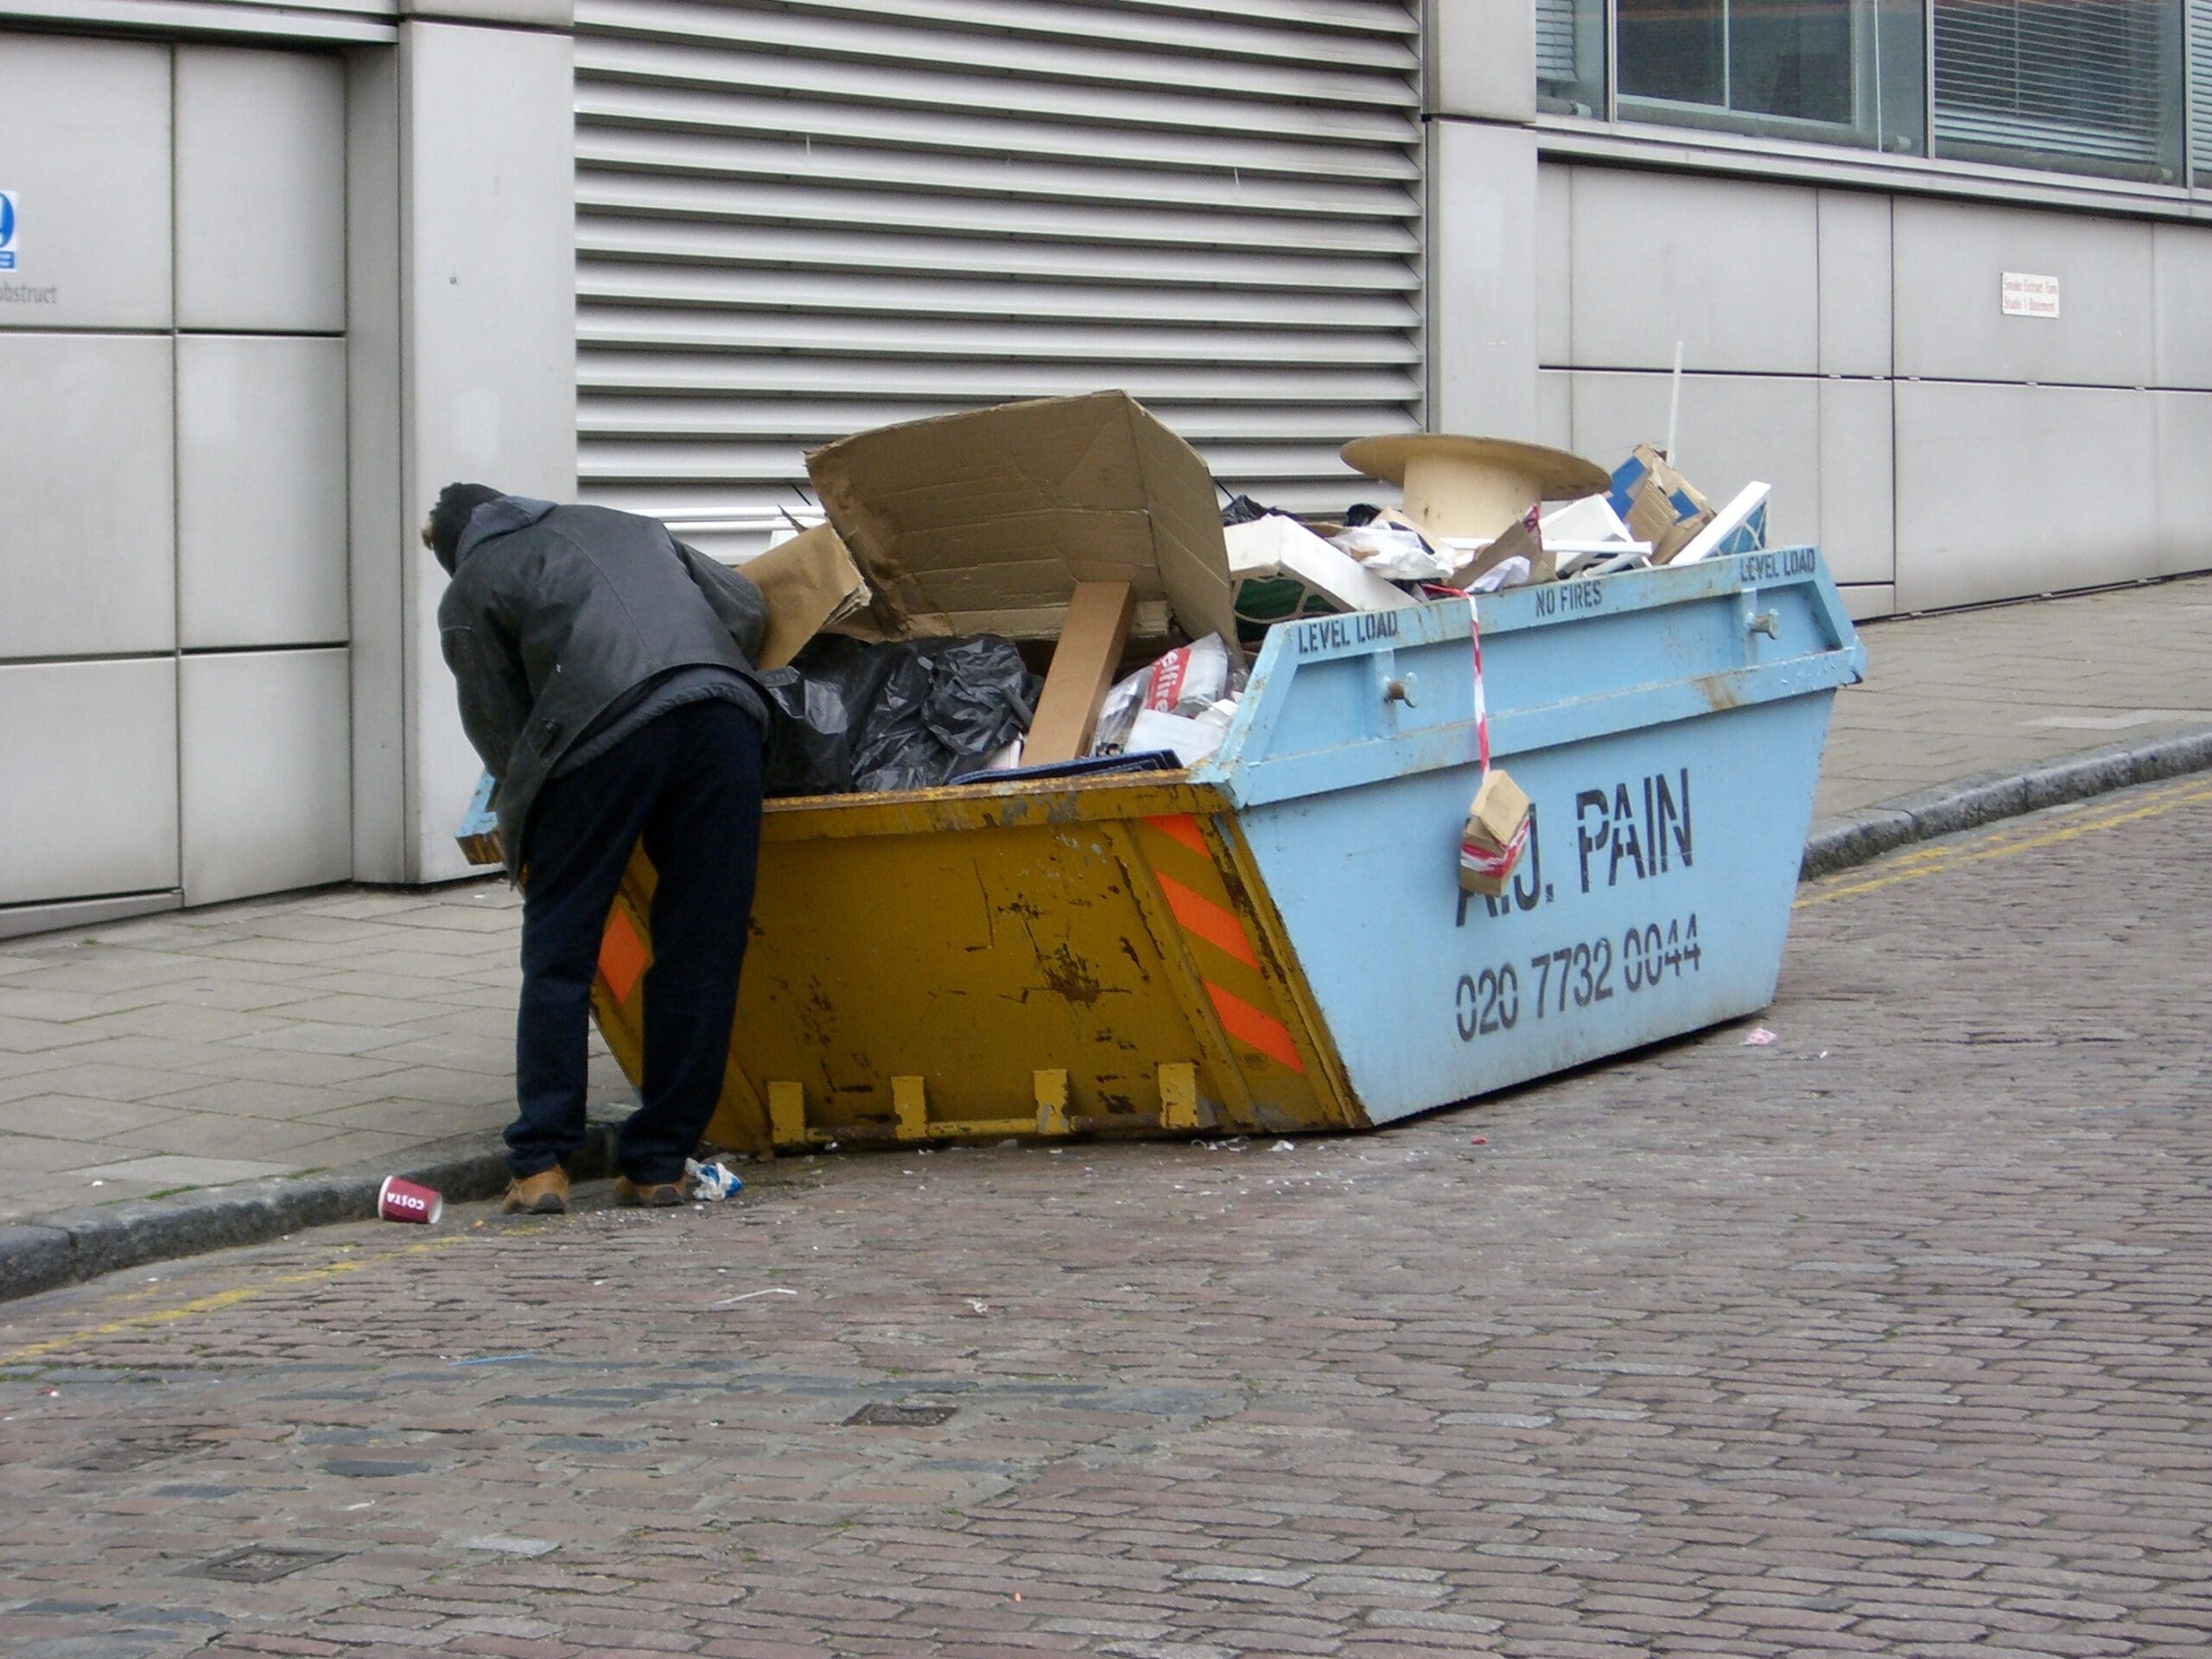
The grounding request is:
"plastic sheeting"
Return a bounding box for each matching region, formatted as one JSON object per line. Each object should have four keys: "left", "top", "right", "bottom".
{"left": 761, "top": 634, "right": 1041, "bottom": 797}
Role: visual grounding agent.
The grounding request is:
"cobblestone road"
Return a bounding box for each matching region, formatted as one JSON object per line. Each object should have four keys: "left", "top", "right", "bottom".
{"left": 3, "top": 779, "right": 2208, "bottom": 1659}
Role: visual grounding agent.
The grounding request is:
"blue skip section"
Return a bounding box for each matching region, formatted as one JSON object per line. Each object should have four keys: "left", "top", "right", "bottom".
{"left": 1192, "top": 547, "right": 1866, "bottom": 1126}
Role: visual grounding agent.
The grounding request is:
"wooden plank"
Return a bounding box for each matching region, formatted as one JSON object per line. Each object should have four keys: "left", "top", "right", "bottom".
{"left": 1023, "top": 581, "right": 1137, "bottom": 765}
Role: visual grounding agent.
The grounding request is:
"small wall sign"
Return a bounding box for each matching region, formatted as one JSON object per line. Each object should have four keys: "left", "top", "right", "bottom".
{"left": 2001, "top": 271, "right": 2060, "bottom": 319}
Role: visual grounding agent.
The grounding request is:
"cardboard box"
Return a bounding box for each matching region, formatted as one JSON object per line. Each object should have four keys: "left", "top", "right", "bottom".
{"left": 1224, "top": 514, "right": 1417, "bottom": 649}
{"left": 1459, "top": 766, "right": 1533, "bottom": 897}
{"left": 740, "top": 523, "right": 871, "bottom": 670}
{"left": 804, "top": 391, "right": 1236, "bottom": 646}
{"left": 1607, "top": 444, "right": 1713, "bottom": 565}
{"left": 1023, "top": 581, "right": 1138, "bottom": 766}
{"left": 1669, "top": 481, "right": 1770, "bottom": 565}
{"left": 1452, "top": 505, "right": 1556, "bottom": 589}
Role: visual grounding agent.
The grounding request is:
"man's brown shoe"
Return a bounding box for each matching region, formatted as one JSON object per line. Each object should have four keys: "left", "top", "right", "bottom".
{"left": 503, "top": 1166, "right": 569, "bottom": 1215}
{"left": 613, "top": 1175, "right": 689, "bottom": 1208}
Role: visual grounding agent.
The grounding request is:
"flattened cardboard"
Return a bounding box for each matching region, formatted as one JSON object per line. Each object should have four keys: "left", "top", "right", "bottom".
{"left": 1024, "top": 581, "right": 1138, "bottom": 766}
{"left": 804, "top": 392, "right": 1237, "bottom": 646}
{"left": 740, "top": 524, "right": 871, "bottom": 670}
{"left": 1453, "top": 505, "right": 1556, "bottom": 588}
{"left": 1608, "top": 443, "right": 1713, "bottom": 565}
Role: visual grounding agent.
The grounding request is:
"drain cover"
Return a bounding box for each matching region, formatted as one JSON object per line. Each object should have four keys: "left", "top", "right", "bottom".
{"left": 188, "top": 1546, "right": 343, "bottom": 1584}
{"left": 844, "top": 1402, "right": 957, "bottom": 1427}
{"left": 72, "top": 1433, "right": 215, "bottom": 1473}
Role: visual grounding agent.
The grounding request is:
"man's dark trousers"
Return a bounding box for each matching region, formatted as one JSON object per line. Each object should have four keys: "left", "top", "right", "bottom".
{"left": 509, "top": 700, "right": 765, "bottom": 1184}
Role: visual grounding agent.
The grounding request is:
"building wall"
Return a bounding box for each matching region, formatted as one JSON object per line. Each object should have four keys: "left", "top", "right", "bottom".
{"left": 3, "top": 0, "right": 2206, "bottom": 925}
{"left": 1426, "top": 0, "right": 2212, "bottom": 622}
{"left": 0, "top": 31, "right": 354, "bottom": 932}
{"left": 0, "top": 0, "right": 577, "bottom": 926}
{"left": 1529, "top": 166, "right": 2212, "bottom": 618}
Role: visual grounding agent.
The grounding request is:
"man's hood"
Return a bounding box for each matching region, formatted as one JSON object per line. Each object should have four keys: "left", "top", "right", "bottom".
{"left": 455, "top": 495, "right": 559, "bottom": 565}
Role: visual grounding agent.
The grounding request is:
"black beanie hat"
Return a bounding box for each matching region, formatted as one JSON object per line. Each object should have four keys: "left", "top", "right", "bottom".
{"left": 424, "top": 482, "right": 505, "bottom": 575}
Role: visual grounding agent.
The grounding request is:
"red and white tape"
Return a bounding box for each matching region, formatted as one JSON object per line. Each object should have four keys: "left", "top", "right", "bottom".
{"left": 1461, "top": 816, "right": 1531, "bottom": 883}
{"left": 1469, "top": 597, "right": 1490, "bottom": 776}
{"left": 1459, "top": 596, "right": 1529, "bottom": 882}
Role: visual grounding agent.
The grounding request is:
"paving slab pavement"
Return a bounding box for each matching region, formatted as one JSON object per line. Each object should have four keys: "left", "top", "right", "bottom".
{"left": 3, "top": 777, "right": 2208, "bottom": 1656}
{"left": 0, "top": 574, "right": 2207, "bottom": 1254}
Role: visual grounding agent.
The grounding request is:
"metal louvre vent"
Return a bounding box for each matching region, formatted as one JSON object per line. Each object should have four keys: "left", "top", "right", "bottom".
{"left": 1932, "top": 0, "right": 2175, "bottom": 174}
{"left": 574, "top": 0, "right": 1425, "bottom": 554}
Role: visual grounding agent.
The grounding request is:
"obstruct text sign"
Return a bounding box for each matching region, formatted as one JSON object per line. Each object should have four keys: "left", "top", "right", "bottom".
{"left": 1574, "top": 767, "right": 1693, "bottom": 893}
{"left": 1290, "top": 611, "right": 1402, "bottom": 655}
{"left": 1533, "top": 580, "right": 1605, "bottom": 617}
{"left": 1452, "top": 764, "right": 1703, "bottom": 1039}
{"left": 1734, "top": 547, "right": 1817, "bottom": 582}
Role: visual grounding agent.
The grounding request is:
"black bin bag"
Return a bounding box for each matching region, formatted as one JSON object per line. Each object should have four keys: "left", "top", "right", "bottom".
{"left": 760, "top": 634, "right": 1042, "bottom": 797}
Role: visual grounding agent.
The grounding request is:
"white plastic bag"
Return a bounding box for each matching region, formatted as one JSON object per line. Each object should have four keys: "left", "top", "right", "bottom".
{"left": 1332, "top": 511, "right": 1455, "bottom": 583}
{"left": 1090, "top": 634, "right": 1236, "bottom": 754}
{"left": 1128, "top": 708, "right": 1228, "bottom": 766}
{"left": 1468, "top": 556, "right": 1532, "bottom": 594}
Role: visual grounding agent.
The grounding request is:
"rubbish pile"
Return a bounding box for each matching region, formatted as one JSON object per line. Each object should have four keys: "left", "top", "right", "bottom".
{"left": 743, "top": 392, "right": 1771, "bottom": 801}
{"left": 455, "top": 389, "right": 1780, "bottom": 864}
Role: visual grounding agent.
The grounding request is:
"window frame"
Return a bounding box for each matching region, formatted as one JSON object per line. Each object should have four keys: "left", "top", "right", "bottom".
{"left": 1538, "top": 0, "right": 2212, "bottom": 195}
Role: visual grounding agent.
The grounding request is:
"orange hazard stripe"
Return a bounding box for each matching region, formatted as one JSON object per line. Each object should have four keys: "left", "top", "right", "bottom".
{"left": 1155, "top": 872, "right": 1260, "bottom": 969}
{"left": 1145, "top": 813, "right": 1209, "bottom": 857}
{"left": 599, "top": 907, "right": 650, "bottom": 1004}
{"left": 1205, "top": 981, "right": 1306, "bottom": 1075}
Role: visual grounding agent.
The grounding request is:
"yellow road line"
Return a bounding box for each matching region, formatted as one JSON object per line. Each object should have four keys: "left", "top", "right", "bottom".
{"left": 0, "top": 1236, "right": 466, "bottom": 1365}
{"left": 1798, "top": 778, "right": 2212, "bottom": 908}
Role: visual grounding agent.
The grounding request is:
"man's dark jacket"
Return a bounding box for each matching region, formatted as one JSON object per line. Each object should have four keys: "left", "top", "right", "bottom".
{"left": 438, "top": 497, "right": 769, "bottom": 876}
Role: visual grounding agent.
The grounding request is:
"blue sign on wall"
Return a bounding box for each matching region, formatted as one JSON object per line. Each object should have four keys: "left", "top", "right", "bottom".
{"left": 0, "top": 191, "right": 16, "bottom": 270}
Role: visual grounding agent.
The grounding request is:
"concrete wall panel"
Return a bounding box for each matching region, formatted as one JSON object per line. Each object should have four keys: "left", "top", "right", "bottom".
{"left": 1895, "top": 382, "right": 2158, "bottom": 610}
{"left": 1817, "top": 378, "right": 1896, "bottom": 588}
{"left": 399, "top": 21, "right": 577, "bottom": 881}
{"left": 1567, "top": 169, "right": 1819, "bottom": 373}
{"left": 1425, "top": 0, "right": 1535, "bottom": 123}
{"left": 1567, "top": 371, "right": 1822, "bottom": 550}
{"left": 0, "top": 34, "right": 172, "bottom": 328}
{"left": 2153, "top": 391, "right": 2212, "bottom": 576}
{"left": 1839, "top": 585, "right": 1895, "bottom": 621}
{"left": 0, "top": 334, "right": 176, "bottom": 659}
{"left": 181, "top": 649, "right": 353, "bottom": 905}
{"left": 346, "top": 47, "right": 409, "bottom": 884}
{"left": 1429, "top": 120, "right": 1537, "bottom": 436}
{"left": 0, "top": 658, "right": 179, "bottom": 906}
{"left": 1535, "top": 368, "right": 1573, "bottom": 450}
{"left": 1535, "top": 163, "right": 1571, "bottom": 366}
{"left": 1893, "top": 200, "right": 2153, "bottom": 386}
{"left": 175, "top": 46, "right": 347, "bottom": 333}
{"left": 2152, "top": 223, "right": 2212, "bottom": 391}
{"left": 1818, "top": 190, "right": 1891, "bottom": 377}
{"left": 179, "top": 335, "right": 351, "bottom": 649}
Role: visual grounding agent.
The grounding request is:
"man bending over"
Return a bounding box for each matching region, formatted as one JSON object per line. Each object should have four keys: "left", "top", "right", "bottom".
{"left": 425, "top": 484, "right": 769, "bottom": 1215}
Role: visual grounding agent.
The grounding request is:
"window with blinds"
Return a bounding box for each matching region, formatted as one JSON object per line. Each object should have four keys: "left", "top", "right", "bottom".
{"left": 1575, "top": 0, "right": 1923, "bottom": 152}
{"left": 1541, "top": 0, "right": 2212, "bottom": 181}
{"left": 1931, "top": 0, "right": 2184, "bottom": 181}
{"left": 1537, "top": 0, "right": 1605, "bottom": 117}
{"left": 2192, "top": 0, "right": 2212, "bottom": 180}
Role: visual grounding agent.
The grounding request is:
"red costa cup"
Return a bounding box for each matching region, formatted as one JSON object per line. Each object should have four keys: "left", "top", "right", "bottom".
{"left": 378, "top": 1175, "right": 444, "bottom": 1224}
